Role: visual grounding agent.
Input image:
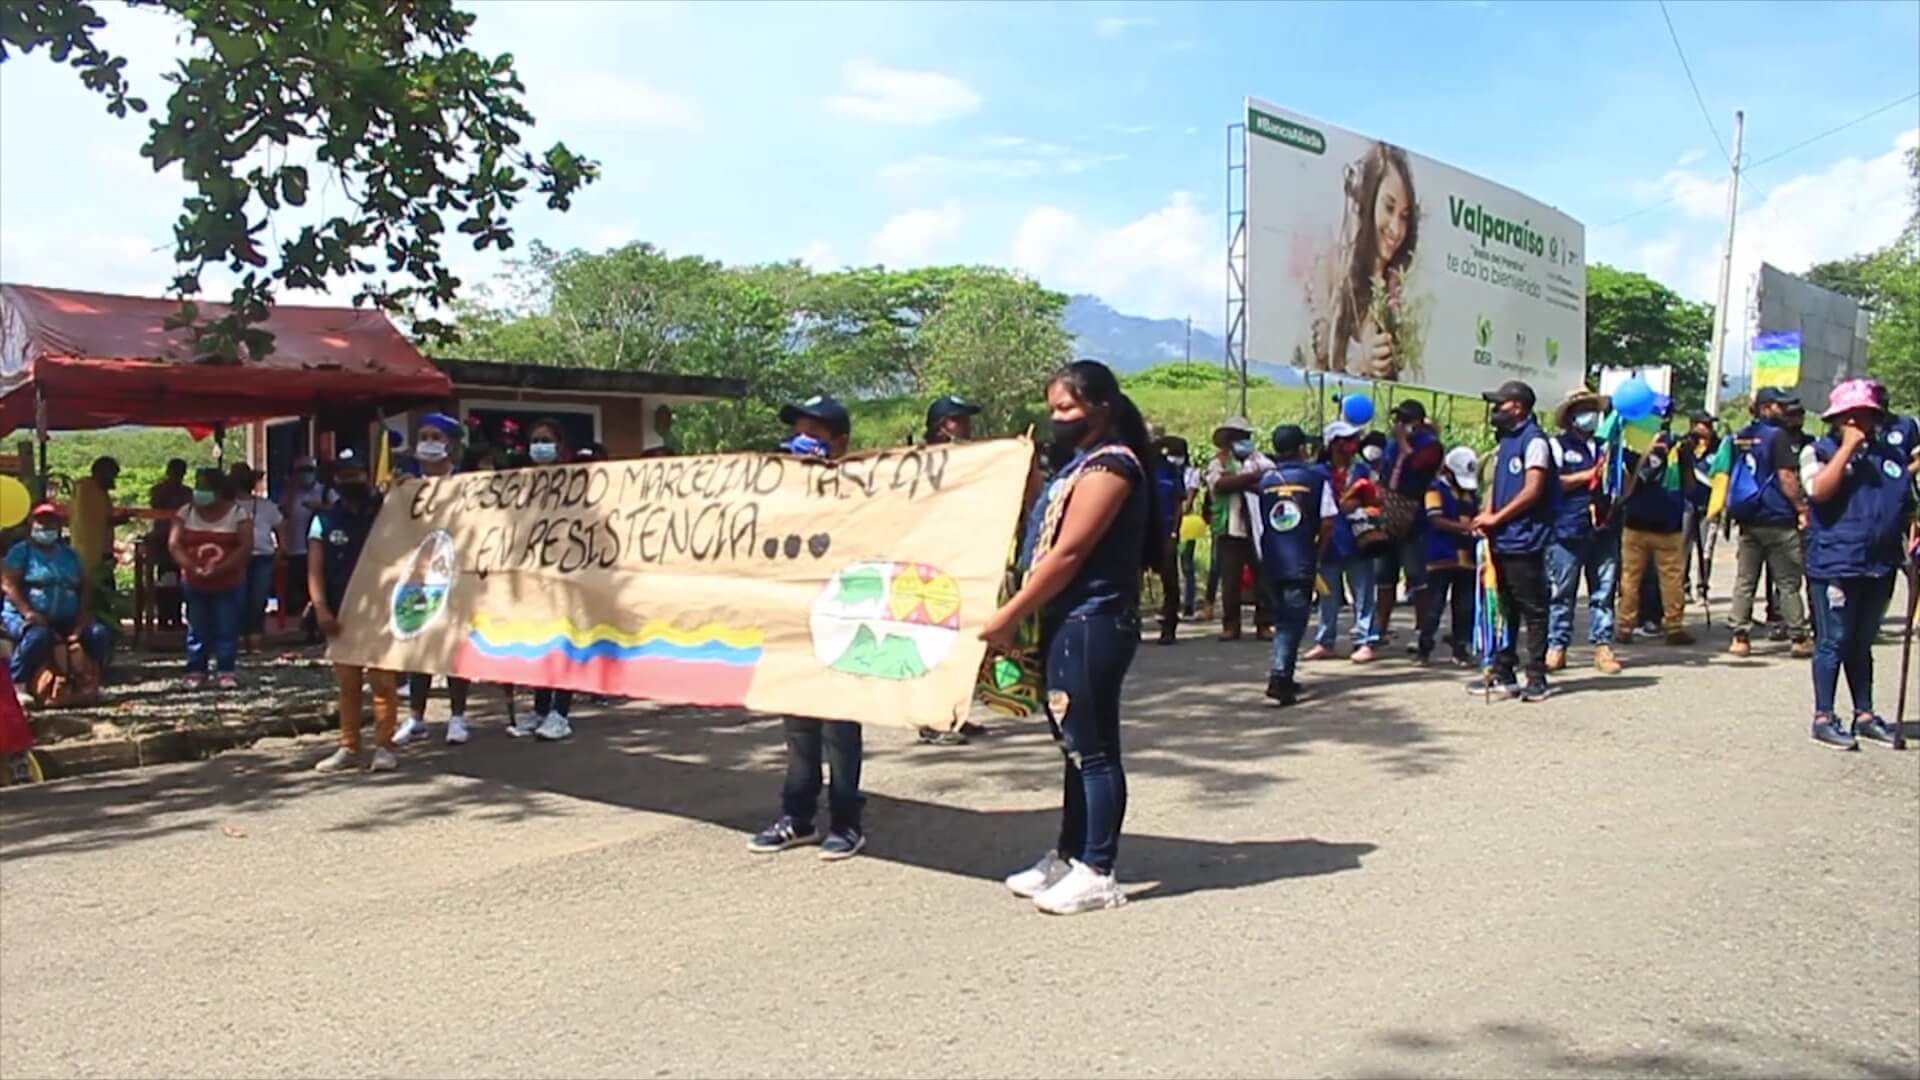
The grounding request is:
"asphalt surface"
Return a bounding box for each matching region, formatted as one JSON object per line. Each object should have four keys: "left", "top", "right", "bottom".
{"left": 3, "top": 592, "right": 1918, "bottom": 1079}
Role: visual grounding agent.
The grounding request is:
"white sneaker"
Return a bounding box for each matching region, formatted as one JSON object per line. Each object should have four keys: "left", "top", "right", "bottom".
{"left": 507, "top": 713, "right": 541, "bottom": 739}
{"left": 445, "top": 716, "right": 470, "bottom": 745}
{"left": 366, "top": 747, "right": 398, "bottom": 772}
{"left": 1004, "top": 850, "right": 1072, "bottom": 898}
{"left": 534, "top": 713, "right": 572, "bottom": 741}
{"left": 393, "top": 715, "right": 426, "bottom": 745}
{"left": 1032, "top": 860, "right": 1127, "bottom": 915}
{"left": 313, "top": 747, "right": 359, "bottom": 773}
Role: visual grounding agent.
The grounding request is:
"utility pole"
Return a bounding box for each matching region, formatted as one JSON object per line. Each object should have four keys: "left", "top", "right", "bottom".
{"left": 1185, "top": 316, "right": 1192, "bottom": 365}
{"left": 1704, "top": 109, "right": 1743, "bottom": 417}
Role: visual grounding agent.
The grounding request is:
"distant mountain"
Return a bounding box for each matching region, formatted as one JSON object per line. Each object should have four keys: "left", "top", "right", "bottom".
{"left": 1064, "top": 295, "right": 1223, "bottom": 373}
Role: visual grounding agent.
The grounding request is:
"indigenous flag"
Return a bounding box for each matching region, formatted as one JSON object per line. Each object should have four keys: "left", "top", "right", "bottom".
{"left": 1594, "top": 412, "right": 1629, "bottom": 500}
{"left": 1472, "top": 538, "right": 1509, "bottom": 671}
{"left": 1751, "top": 330, "right": 1802, "bottom": 391}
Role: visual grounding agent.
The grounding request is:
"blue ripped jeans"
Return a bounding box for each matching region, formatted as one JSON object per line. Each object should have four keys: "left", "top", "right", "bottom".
{"left": 1042, "top": 611, "right": 1139, "bottom": 874}
{"left": 1806, "top": 576, "right": 1895, "bottom": 720}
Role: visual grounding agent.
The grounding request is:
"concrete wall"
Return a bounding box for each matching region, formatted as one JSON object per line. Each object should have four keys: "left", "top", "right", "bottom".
{"left": 1753, "top": 262, "right": 1870, "bottom": 409}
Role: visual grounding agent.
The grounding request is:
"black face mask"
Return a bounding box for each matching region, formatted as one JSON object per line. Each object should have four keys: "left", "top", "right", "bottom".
{"left": 1489, "top": 406, "right": 1523, "bottom": 433}
{"left": 1049, "top": 417, "right": 1092, "bottom": 452}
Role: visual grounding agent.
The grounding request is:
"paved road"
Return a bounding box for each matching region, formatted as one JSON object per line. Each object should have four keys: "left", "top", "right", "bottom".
{"left": 3, "top": 607, "right": 1917, "bottom": 1078}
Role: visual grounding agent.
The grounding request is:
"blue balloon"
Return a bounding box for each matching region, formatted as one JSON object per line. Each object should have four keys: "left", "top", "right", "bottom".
{"left": 1612, "top": 378, "right": 1655, "bottom": 421}
{"left": 1342, "top": 394, "right": 1375, "bottom": 426}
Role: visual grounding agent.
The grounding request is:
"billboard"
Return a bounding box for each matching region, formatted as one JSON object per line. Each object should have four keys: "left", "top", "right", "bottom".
{"left": 1750, "top": 262, "right": 1868, "bottom": 406}
{"left": 1243, "top": 97, "right": 1586, "bottom": 401}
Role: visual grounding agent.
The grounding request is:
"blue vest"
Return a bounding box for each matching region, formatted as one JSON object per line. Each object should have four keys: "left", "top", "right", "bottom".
{"left": 1319, "top": 459, "right": 1372, "bottom": 562}
{"left": 1491, "top": 419, "right": 1553, "bottom": 555}
{"left": 316, "top": 499, "right": 381, "bottom": 612}
{"left": 1152, "top": 460, "right": 1183, "bottom": 537}
{"left": 1550, "top": 433, "right": 1597, "bottom": 543}
{"left": 1805, "top": 436, "right": 1914, "bottom": 580}
{"left": 1622, "top": 448, "right": 1686, "bottom": 534}
{"left": 1381, "top": 429, "right": 1442, "bottom": 499}
{"left": 1256, "top": 461, "right": 1326, "bottom": 584}
{"left": 1732, "top": 420, "right": 1798, "bottom": 526}
{"left": 1423, "top": 480, "right": 1476, "bottom": 569}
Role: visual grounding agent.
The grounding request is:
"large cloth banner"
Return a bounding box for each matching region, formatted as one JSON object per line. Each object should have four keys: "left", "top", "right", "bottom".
{"left": 328, "top": 439, "right": 1033, "bottom": 730}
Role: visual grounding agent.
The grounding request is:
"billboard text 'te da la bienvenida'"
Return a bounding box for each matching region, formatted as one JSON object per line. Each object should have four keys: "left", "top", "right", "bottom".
{"left": 1244, "top": 97, "right": 1586, "bottom": 400}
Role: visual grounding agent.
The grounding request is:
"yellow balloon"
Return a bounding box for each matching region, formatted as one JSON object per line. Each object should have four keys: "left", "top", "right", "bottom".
{"left": 0, "top": 476, "right": 28, "bottom": 529}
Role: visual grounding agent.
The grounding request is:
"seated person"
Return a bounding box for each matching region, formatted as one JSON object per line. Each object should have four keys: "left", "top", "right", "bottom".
{"left": 3, "top": 504, "right": 112, "bottom": 699}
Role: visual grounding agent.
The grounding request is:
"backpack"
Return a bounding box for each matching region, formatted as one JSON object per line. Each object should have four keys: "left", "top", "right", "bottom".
{"left": 31, "top": 638, "right": 101, "bottom": 709}
{"left": 1726, "top": 434, "right": 1774, "bottom": 523}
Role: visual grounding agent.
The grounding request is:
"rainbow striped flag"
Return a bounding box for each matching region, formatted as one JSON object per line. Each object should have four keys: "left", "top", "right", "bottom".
{"left": 1751, "top": 330, "right": 1802, "bottom": 392}
{"left": 1472, "top": 538, "right": 1509, "bottom": 671}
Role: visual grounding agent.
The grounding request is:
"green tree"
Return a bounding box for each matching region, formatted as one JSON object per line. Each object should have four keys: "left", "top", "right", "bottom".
{"left": 1584, "top": 262, "right": 1714, "bottom": 407}
{"left": 1, "top": 0, "right": 597, "bottom": 358}
{"left": 914, "top": 268, "right": 1070, "bottom": 438}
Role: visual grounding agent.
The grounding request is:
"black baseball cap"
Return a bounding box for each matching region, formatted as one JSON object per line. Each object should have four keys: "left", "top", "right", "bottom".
{"left": 1688, "top": 410, "right": 1717, "bottom": 426}
{"left": 779, "top": 395, "right": 852, "bottom": 436}
{"left": 925, "top": 395, "right": 981, "bottom": 430}
{"left": 1270, "top": 424, "right": 1307, "bottom": 457}
{"left": 331, "top": 446, "right": 370, "bottom": 472}
{"left": 1481, "top": 380, "right": 1537, "bottom": 410}
{"left": 1391, "top": 399, "right": 1426, "bottom": 422}
{"left": 1754, "top": 387, "right": 1800, "bottom": 408}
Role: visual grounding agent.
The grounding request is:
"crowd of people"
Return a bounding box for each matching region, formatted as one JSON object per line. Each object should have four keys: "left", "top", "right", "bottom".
{"left": 2, "top": 361, "right": 1914, "bottom": 916}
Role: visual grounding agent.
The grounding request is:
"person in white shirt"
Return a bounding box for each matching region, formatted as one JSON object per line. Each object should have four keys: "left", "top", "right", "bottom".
{"left": 229, "top": 463, "right": 284, "bottom": 654}
{"left": 1203, "top": 417, "right": 1273, "bottom": 642}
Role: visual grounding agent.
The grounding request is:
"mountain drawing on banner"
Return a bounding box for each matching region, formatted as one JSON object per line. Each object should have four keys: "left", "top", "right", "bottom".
{"left": 830, "top": 624, "right": 931, "bottom": 680}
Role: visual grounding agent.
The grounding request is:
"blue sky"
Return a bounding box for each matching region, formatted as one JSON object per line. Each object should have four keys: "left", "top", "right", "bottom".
{"left": 2, "top": 0, "right": 1916, "bottom": 376}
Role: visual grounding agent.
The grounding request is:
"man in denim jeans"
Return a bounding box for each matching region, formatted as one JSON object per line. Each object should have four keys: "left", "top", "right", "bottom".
{"left": 1544, "top": 389, "right": 1623, "bottom": 674}
{"left": 748, "top": 395, "right": 867, "bottom": 861}
{"left": 1216, "top": 425, "right": 1335, "bottom": 705}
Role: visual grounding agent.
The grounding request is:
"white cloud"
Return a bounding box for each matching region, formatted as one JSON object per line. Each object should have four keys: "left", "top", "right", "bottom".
{"left": 1597, "top": 128, "right": 1918, "bottom": 379}
{"left": 825, "top": 60, "right": 980, "bottom": 125}
{"left": 542, "top": 72, "right": 703, "bottom": 130}
{"left": 1095, "top": 16, "right": 1152, "bottom": 36}
{"left": 1009, "top": 192, "right": 1218, "bottom": 325}
{"left": 1105, "top": 123, "right": 1154, "bottom": 136}
{"left": 869, "top": 206, "right": 965, "bottom": 265}
{"left": 878, "top": 138, "right": 1122, "bottom": 195}
{"left": 800, "top": 240, "right": 841, "bottom": 271}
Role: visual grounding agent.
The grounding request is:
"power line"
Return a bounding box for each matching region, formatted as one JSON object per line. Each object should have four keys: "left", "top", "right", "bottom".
{"left": 1658, "top": 0, "right": 1729, "bottom": 164}
{"left": 1593, "top": 90, "right": 1920, "bottom": 230}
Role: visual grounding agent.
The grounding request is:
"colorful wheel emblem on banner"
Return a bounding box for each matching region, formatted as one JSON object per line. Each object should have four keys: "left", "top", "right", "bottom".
{"left": 810, "top": 561, "right": 962, "bottom": 680}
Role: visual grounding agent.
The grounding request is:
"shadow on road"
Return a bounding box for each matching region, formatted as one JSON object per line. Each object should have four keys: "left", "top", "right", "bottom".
{"left": 1, "top": 634, "right": 1430, "bottom": 901}
{"left": 1349, "top": 1016, "right": 1918, "bottom": 1079}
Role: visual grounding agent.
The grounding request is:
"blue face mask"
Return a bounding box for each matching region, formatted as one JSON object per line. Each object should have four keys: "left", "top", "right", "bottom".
{"left": 1231, "top": 439, "right": 1255, "bottom": 461}
{"left": 30, "top": 527, "right": 60, "bottom": 547}
{"left": 781, "top": 433, "right": 831, "bottom": 459}
{"left": 528, "top": 441, "right": 559, "bottom": 465}
{"left": 1573, "top": 411, "right": 1599, "bottom": 434}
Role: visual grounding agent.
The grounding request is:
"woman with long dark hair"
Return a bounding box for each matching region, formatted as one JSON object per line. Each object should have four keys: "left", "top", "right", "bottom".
{"left": 1314, "top": 142, "right": 1419, "bottom": 380}
{"left": 512, "top": 417, "right": 576, "bottom": 741}
{"left": 982, "top": 360, "right": 1157, "bottom": 915}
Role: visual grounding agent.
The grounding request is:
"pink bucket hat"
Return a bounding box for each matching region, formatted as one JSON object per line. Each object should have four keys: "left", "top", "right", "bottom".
{"left": 1821, "top": 378, "right": 1887, "bottom": 420}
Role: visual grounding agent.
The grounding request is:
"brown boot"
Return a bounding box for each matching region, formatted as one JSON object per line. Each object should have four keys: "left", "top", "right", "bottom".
{"left": 1665, "top": 628, "right": 1696, "bottom": 646}
{"left": 1728, "top": 633, "right": 1751, "bottom": 657}
{"left": 1790, "top": 637, "right": 1814, "bottom": 659}
{"left": 1593, "top": 644, "right": 1624, "bottom": 674}
{"left": 1545, "top": 646, "right": 1567, "bottom": 672}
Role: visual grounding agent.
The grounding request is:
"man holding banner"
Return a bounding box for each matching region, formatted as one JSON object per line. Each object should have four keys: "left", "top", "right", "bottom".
{"left": 749, "top": 395, "right": 868, "bottom": 861}
{"left": 1471, "top": 381, "right": 1556, "bottom": 702}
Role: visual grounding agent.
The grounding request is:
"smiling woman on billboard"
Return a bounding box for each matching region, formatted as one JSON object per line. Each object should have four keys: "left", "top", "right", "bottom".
{"left": 1310, "top": 142, "right": 1427, "bottom": 382}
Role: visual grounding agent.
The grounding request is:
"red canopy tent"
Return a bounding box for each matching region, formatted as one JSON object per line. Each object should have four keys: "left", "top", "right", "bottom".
{"left": 0, "top": 283, "right": 452, "bottom": 433}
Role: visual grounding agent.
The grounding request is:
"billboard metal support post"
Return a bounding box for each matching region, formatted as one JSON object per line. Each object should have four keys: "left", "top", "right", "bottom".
{"left": 1225, "top": 122, "right": 1248, "bottom": 419}
{"left": 1704, "top": 109, "right": 1744, "bottom": 415}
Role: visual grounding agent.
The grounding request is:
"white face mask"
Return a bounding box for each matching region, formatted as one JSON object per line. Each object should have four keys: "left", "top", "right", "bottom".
{"left": 1362, "top": 445, "right": 1384, "bottom": 464}
{"left": 415, "top": 440, "right": 449, "bottom": 463}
